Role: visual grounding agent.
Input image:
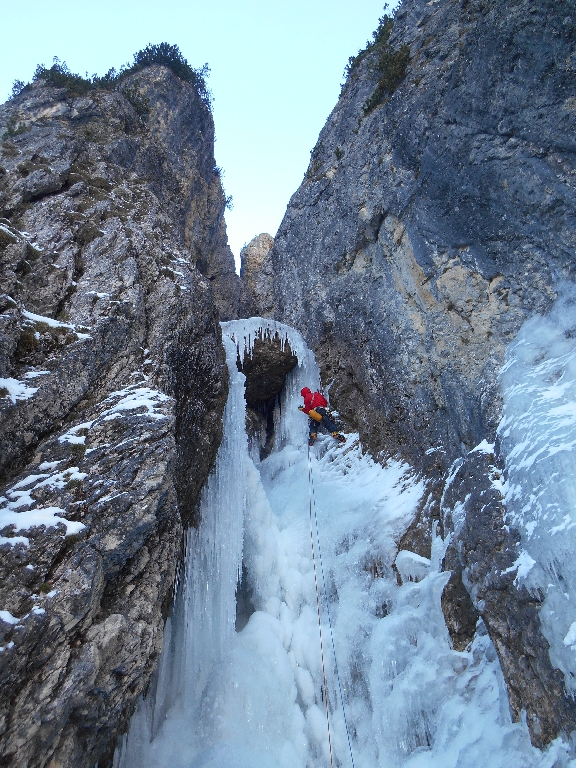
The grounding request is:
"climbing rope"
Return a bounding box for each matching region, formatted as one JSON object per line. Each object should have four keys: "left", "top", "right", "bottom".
{"left": 307, "top": 444, "right": 356, "bottom": 768}
{"left": 307, "top": 444, "right": 335, "bottom": 768}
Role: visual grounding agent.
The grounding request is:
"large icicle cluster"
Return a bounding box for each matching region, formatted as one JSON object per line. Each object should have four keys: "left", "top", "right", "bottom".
{"left": 221, "top": 317, "right": 318, "bottom": 450}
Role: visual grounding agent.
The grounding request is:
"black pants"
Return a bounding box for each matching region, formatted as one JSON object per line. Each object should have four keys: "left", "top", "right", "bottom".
{"left": 309, "top": 407, "right": 339, "bottom": 436}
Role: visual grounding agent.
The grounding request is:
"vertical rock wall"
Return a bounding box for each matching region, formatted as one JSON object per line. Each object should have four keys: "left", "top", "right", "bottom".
{"left": 0, "top": 65, "right": 237, "bottom": 767}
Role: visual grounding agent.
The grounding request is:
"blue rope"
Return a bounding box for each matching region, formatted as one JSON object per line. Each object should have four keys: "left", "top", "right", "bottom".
{"left": 308, "top": 446, "right": 356, "bottom": 768}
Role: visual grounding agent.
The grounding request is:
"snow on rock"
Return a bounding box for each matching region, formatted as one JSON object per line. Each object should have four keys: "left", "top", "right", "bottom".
{"left": 0, "top": 465, "right": 89, "bottom": 542}
{"left": 11, "top": 474, "right": 50, "bottom": 490}
{"left": 498, "top": 283, "right": 576, "bottom": 691}
{"left": 22, "top": 308, "right": 92, "bottom": 340}
{"left": 0, "top": 610, "right": 19, "bottom": 625}
{"left": 38, "top": 460, "right": 63, "bottom": 471}
{"left": 502, "top": 550, "right": 536, "bottom": 586}
{"left": 0, "top": 535, "right": 30, "bottom": 547}
{"left": 23, "top": 309, "right": 75, "bottom": 329}
{"left": 58, "top": 422, "right": 94, "bottom": 445}
{"left": 0, "top": 377, "right": 39, "bottom": 404}
{"left": 470, "top": 440, "right": 495, "bottom": 455}
{"left": 101, "top": 386, "right": 170, "bottom": 421}
{"left": 24, "top": 370, "right": 50, "bottom": 379}
{"left": 0, "top": 505, "right": 85, "bottom": 537}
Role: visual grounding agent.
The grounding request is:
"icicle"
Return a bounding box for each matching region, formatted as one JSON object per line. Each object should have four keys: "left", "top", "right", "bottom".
{"left": 222, "top": 317, "right": 319, "bottom": 450}
{"left": 221, "top": 317, "right": 309, "bottom": 366}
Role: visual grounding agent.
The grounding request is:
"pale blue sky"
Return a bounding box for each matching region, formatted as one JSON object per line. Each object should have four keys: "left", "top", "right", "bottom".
{"left": 1, "top": 1, "right": 398, "bottom": 266}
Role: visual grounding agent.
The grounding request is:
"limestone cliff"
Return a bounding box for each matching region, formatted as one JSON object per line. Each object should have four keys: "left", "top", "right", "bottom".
{"left": 251, "top": 0, "right": 576, "bottom": 747}
{"left": 0, "top": 64, "right": 237, "bottom": 767}
{"left": 239, "top": 233, "right": 274, "bottom": 318}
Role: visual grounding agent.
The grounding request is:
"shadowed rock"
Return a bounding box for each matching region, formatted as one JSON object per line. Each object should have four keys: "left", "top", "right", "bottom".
{"left": 239, "top": 333, "right": 297, "bottom": 406}
{"left": 237, "top": 333, "right": 298, "bottom": 459}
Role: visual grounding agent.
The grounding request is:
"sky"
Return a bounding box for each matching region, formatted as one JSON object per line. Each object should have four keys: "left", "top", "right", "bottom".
{"left": 0, "top": 0, "right": 398, "bottom": 268}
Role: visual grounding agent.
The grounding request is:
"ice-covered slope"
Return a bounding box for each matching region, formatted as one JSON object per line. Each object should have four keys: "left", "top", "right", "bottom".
{"left": 114, "top": 319, "right": 572, "bottom": 768}
{"left": 499, "top": 285, "right": 576, "bottom": 695}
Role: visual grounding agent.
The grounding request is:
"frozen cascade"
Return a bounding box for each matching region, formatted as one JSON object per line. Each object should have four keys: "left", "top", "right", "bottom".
{"left": 114, "top": 328, "right": 251, "bottom": 767}
{"left": 115, "top": 317, "right": 572, "bottom": 768}
{"left": 498, "top": 284, "right": 576, "bottom": 693}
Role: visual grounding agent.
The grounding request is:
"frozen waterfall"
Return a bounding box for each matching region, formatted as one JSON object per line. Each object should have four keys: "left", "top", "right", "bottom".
{"left": 114, "top": 317, "right": 573, "bottom": 768}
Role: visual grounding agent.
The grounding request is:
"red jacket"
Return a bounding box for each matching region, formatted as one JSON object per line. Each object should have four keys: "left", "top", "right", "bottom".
{"left": 301, "top": 387, "right": 327, "bottom": 413}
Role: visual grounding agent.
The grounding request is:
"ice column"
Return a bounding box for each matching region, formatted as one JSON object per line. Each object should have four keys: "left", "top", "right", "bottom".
{"left": 115, "top": 333, "right": 249, "bottom": 766}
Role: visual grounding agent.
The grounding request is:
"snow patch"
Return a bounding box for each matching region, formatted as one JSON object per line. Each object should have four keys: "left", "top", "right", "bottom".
{"left": 23, "top": 309, "right": 74, "bottom": 329}
{"left": 24, "top": 370, "right": 50, "bottom": 379}
{"left": 0, "top": 465, "right": 88, "bottom": 542}
{"left": 0, "top": 377, "right": 39, "bottom": 403}
{"left": 471, "top": 439, "right": 495, "bottom": 455}
{"left": 58, "top": 421, "right": 93, "bottom": 445}
{"left": 503, "top": 550, "right": 536, "bottom": 585}
{"left": 0, "top": 610, "right": 19, "bottom": 625}
{"left": 38, "top": 460, "right": 63, "bottom": 471}
{"left": 23, "top": 308, "right": 91, "bottom": 340}
{"left": 0, "top": 535, "right": 30, "bottom": 547}
{"left": 0, "top": 505, "right": 85, "bottom": 537}
{"left": 11, "top": 474, "right": 49, "bottom": 490}
{"left": 102, "top": 386, "right": 171, "bottom": 421}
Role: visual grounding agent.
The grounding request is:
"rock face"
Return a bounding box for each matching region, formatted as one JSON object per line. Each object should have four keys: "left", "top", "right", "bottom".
{"left": 0, "top": 65, "right": 235, "bottom": 767}
{"left": 269, "top": 0, "right": 576, "bottom": 470}
{"left": 239, "top": 233, "right": 274, "bottom": 318}
{"left": 252, "top": 0, "right": 576, "bottom": 747}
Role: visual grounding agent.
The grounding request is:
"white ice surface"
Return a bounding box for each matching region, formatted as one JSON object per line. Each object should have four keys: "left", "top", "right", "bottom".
{"left": 498, "top": 284, "right": 576, "bottom": 691}
{"left": 396, "top": 549, "right": 431, "bottom": 583}
{"left": 115, "top": 317, "right": 572, "bottom": 768}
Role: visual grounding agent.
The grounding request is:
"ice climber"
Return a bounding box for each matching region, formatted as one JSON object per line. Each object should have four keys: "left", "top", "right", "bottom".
{"left": 299, "top": 387, "right": 346, "bottom": 446}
